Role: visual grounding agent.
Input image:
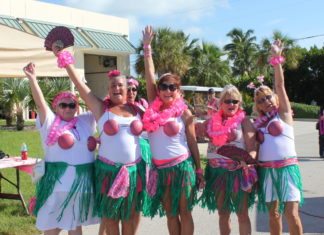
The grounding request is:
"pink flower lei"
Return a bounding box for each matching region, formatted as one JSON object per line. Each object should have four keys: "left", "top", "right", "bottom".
{"left": 143, "top": 97, "right": 188, "bottom": 132}
{"left": 46, "top": 115, "right": 78, "bottom": 146}
{"left": 253, "top": 108, "right": 278, "bottom": 129}
{"left": 207, "top": 109, "right": 245, "bottom": 146}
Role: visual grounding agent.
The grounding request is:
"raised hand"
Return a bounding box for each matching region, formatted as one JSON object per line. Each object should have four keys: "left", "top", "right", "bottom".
{"left": 142, "top": 25, "right": 154, "bottom": 46}
{"left": 23, "top": 62, "right": 36, "bottom": 80}
{"left": 271, "top": 39, "right": 284, "bottom": 56}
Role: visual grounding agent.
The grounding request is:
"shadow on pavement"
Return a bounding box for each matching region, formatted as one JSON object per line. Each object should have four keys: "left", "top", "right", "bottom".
{"left": 255, "top": 197, "right": 324, "bottom": 233}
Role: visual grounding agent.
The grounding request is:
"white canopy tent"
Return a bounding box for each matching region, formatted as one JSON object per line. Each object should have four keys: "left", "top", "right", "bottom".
{"left": 0, "top": 24, "right": 68, "bottom": 78}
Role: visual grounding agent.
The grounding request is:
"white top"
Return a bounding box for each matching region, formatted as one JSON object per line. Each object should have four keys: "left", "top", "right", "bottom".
{"left": 258, "top": 114, "right": 297, "bottom": 161}
{"left": 148, "top": 116, "right": 189, "bottom": 160}
{"left": 36, "top": 108, "right": 96, "bottom": 165}
{"left": 207, "top": 124, "right": 246, "bottom": 159}
{"left": 97, "top": 111, "right": 141, "bottom": 164}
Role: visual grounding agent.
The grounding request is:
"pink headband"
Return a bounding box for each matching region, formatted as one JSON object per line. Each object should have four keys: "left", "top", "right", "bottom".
{"left": 52, "top": 91, "right": 78, "bottom": 109}
{"left": 127, "top": 78, "right": 139, "bottom": 87}
{"left": 107, "top": 69, "right": 127, "bottom": 80}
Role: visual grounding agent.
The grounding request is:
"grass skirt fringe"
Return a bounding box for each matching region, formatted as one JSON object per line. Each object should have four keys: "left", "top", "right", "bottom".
{"left": 144, "top": 158, "right": 197, "bottom": 218}
{"left": 34, "top": 162, "right": 94, "bottom": 223}
{"left": 94, "top": 159, "right": 146, "bottom": 220}
{"left": 257, "top": 164, "right": 303, "bottom": 213}
{"left": 139, "top": 137, "right": 152, "bottom": 166}
{"left": 200, "top": 163, "right": 255, "bottom": 213}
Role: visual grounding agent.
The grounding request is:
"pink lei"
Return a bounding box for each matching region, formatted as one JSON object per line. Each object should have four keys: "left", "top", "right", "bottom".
{"left": 253, "top": 109, "right": 278, "bottom": 129}
{"left": 143, "top": 97, "right": 188, "bottom": 132}
{"left": 207, "top": 109, "right": 245, "bottom": 146}
{"left": 46, "top": 115, "right": 78, "bottom": 146}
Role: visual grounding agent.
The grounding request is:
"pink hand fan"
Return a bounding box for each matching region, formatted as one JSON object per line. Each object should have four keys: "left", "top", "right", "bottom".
{"left": 217, "top": 145, "right": 257, "bottom": 164}
{"left": 44, "top": 26, "right": 74, "bottom": 51}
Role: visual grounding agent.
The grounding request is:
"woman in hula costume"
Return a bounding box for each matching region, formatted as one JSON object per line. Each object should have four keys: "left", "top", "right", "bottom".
{"left": 142, "top": 25, "right": 204, "bottom": 235}
{"left": 23, "top": 63, "right": 98, "bottom": 235}
{"left": 52, "top": 48, "right": 148, "bottom": 235}
{"left": 200, "top": 84, "right": 258, "bottom": 235}
{"left": 253, "top": 40, "right": 303, "bottom": 235}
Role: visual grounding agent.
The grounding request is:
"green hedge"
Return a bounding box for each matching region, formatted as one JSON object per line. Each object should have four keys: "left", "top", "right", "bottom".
{"left": 291, "top": 102, "right": 319, "bottom": 119}
{"left": 243, "top": 102, "right": 319, "bottom": 119}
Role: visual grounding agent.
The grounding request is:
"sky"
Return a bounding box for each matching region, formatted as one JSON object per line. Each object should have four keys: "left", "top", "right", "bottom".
{"left": 40, "top": 0, "right": 324, "bottom": 71}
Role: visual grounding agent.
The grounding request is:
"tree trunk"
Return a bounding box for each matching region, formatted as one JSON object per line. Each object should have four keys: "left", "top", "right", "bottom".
{"left": 16, "top": 109, "right": 24, "bottom": 131}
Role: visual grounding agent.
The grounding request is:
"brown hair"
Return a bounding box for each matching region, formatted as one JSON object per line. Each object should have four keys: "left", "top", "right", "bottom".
{"left": 157, "top": 73, "right": 181, "bottom": 89}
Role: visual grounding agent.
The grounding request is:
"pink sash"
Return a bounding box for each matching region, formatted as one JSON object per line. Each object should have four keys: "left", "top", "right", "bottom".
{"left": 258, "top": 157, "right": 298, "bottom": 168}
{"left": 99, "top": 156, "right": 141, "bottom": 199}
{"left": 147, "top": 153, "right": 189, "bottom": 197}
{"left": 208, "top": 157, "right": 257, "bottom": 192}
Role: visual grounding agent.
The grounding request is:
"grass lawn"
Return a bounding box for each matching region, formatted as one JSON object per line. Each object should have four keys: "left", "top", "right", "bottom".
{"left": 0, "top": 121, "right": 43, "bottom": 235}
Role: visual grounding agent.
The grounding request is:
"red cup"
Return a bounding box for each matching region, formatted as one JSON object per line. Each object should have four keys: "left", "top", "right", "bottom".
{"left": 21, "top": 151, "right": 28, "bottom": 160}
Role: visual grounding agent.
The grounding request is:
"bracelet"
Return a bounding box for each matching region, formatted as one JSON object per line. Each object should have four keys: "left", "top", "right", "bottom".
{"left": 57, "top": 51, "right": 75, "bottom": 68}
{"left": 269, "top": 55, "right": 285, "bottom": 67}
{"left": 143, "top": 44, "right": 151, "bottom": 49}
{"left": 195, "top": 168, "right": 203, "bottom": 175}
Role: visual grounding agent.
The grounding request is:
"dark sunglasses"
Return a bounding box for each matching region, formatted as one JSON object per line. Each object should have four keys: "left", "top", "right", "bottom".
{"left": 158, "top": 83, "right": 178, "bottom": 92}
{"left": 58, "top": 102, "right": 77, "bottom": 109}
{"left": 257, "top": 95, "right": 273, "bottom": 104}
{"left": 127, "top": 87, "right": 137, "bottom": 92}
{"left": 223, "top": 99, "right": 240, "bottom": 105}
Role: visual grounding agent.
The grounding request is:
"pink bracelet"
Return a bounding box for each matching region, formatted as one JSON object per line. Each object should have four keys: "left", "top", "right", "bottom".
{"left": 143, "top": 44, "right": 151, "bottom": 49}
{"left": 269, "top": 55, "right": 285, "bottom": 67}
{"left": 57, "top": 51, "right": 75, "bottom": 68}
{"left": 196, "top": 168, "right": 203, "bottom": 175}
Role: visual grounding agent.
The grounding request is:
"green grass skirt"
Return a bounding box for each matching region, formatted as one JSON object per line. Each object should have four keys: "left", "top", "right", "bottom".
{"left": 200, "top": 163, "right": 256, "bottom": 213}
{"left": 144, "top": 157, "right": 197, "bottom": 218}
{"left": 139, "top": 137, "right": 152, "bottom": 166}
{"left": 257, "top": 164, "right": 304, "bottom": 213}
{"left": 94, "top": 159, "right": 148, "bottom": 220}
{"left": 34, "top": 162, "right": 95, "bottom": 222}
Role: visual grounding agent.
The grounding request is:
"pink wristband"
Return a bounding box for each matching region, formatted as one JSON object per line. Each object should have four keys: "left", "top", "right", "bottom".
{"left": 196, "top": 168, "right": 203, "bottom": 175}
{"left": 269, "top": 55, "right": 285, "bottom": 67}
{"left": 57, "top": 51, "right": 75, "bottom": 68}
{"left": 143, "top": 44, "right": 151, "bottom": 49}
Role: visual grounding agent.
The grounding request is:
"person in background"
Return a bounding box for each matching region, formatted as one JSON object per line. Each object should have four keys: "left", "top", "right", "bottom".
{"left": 23, "top": 62, "right": 98, "bottom": 235}
{"left": 126, "top": 76, "right": 148, "bottom": 112}
{"left": 206, "top": 88, "right": 219, "bottom": 118}
{"left": 51, "top": 47, "right": 147, "bottom": 235}
{"left": 253, "top": 40, "right": 303, "bottom": 235}
{"left": 200, "top": 84, "right": 257, "bottom": 235}
{"left": 316, "top": 105, "right": 324, "bottom": 158}
{"left": 142, "top": 25, "right": 204, "bottom": 235}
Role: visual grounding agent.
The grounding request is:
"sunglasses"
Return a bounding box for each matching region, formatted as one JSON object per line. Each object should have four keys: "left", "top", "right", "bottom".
{"left": 257, "top": 95, "right": 273, "bottom": 104}
{"left": 158, "top": 83, "right": 178, "bottom": 92}
{"left": 127, "top": 87, "right": 137, "bottom": 92}
{"left": 223, "top": 99, "right": 240, "bottom": 105}
{"left": 58, "top": 102, "right": 77, "bottom": 109}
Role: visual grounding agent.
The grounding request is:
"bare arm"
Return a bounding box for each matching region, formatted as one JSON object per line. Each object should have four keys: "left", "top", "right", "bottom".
{"left": 23, "top": 63, "right": 48, "bottom": 125}
{"left": 64, "top": 64, "right": 104, "bottom": 121}
{"left": 143, "top": 26, "right": 158, "bottom": 102}
{"left": 271, "top": 40, "right": 293, "bottom": 125}
{"left": 183, "top": 109, "right": 205, "bottom": 188}
{"left": 242, "top": 117, "right": 257, "bottom": 160}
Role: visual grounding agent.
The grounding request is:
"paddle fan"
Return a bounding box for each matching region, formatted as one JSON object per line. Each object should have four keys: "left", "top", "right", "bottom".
{"left": 216, "top": 145, "right": 257, "bottom": 164}
{"left": 44, "top": 26, "right": 74, "bottom": 51}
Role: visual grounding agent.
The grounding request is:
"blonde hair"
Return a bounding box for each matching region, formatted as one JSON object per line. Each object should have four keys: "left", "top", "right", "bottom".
{"left": 219, "top": 84, "right": 242, "bottom": 105}
{"left": 253, "top": 85, "right": 279, "bottom": 115}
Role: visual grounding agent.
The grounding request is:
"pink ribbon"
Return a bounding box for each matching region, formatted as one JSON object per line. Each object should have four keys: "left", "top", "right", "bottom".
{"left": 258, "top": 157, "right": 298, "bottom": 168}
{"left": 147, "top": 153, "right": 189, "bottom": 197}
{"left": 99, "top": 157, "right": 141, "bottom": 199}
{"left": 209, "top": 157, "right": 258, "bottom": 193}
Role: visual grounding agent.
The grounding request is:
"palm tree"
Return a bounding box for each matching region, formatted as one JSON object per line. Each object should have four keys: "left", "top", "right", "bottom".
{"left": 135, "top": 27, "right": 198, "bottom": 77}
{"left": 224, "top": 28, "right": 259, "bottom": 77}
{"left": 0, "top": 78, "right": 29, "bottom": 130}
{"left": 184, "top": 41, "right": 231, "bottom": 86}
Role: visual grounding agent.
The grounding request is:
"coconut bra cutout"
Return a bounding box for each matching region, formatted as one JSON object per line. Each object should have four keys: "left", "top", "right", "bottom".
{"left": 256, "top": 120, "right": 283, "bottom": 144}
{"left": 56, "top": 127, "right": 97, "bottom": 152}
{"left": 103, "top": 111, "right": 143, "bottom": 136}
